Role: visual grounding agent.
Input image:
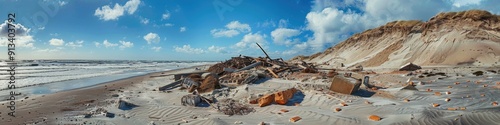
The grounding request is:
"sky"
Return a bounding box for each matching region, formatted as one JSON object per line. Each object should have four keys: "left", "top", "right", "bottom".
{"left": 0, "top": 0, "right": 499, "bottom": 61}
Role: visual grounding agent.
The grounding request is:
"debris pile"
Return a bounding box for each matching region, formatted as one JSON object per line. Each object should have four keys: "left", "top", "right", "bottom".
{"left": 215, "top": 99, "right": 255, "bottom": 116}
{"left": 160, "top": 43, "right": 372, "bottom": 116}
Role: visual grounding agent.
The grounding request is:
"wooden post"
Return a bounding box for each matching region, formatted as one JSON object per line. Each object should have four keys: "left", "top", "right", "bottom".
{"left": 256, "top": 43, "right": 271, "bottom": 60}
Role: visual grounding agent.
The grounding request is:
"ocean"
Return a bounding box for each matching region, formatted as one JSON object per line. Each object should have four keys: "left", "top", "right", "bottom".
{"left": 0, "top": 60, "right": 214, "bottom": 100}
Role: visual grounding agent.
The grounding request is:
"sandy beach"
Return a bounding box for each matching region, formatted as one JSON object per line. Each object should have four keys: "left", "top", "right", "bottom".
{"left": 1, "top": 64, "right": 498, "bottom": 125}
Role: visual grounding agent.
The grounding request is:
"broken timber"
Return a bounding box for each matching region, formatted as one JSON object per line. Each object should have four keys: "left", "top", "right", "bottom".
{"left": 256, "top": 43, "right": 271, "bottom": 60}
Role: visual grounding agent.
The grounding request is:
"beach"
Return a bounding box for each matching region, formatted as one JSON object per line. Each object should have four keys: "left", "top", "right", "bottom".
{"left": 1, "top": 63, "right": 498, "bottom": 125}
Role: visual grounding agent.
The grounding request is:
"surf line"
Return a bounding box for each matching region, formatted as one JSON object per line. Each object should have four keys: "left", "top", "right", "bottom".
{"left": 6, "top": 13, "right": 18, "bottom": 117}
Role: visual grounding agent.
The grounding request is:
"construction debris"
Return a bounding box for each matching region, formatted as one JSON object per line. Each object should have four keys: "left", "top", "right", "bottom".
{"left": 399, "top": 62, "right": 422, "bottom": 71}
{"left": 219, "top": 70, "right": 259, "bottom": 86}
{"left": 275, "top": 88, "right": 298, "bottom": 105}
{"left": 255, "top": 88, "right": 299, "bottom": 107}
{"left": 117, "top": 99, "right": 138, "bottom": 110}
{"left": 329, "top": 76, "right": 361, "bottom": 95}
{"left": 258, "top": 94, "right": 275, "bottom": 107}
{"left": 181, "top": 94, "right": 202, "bottom": 106}
{"left": 215, "top": 99, "right": 255, "bottom": 116}
{"left": 84, "top": 107, "right": 114, "bottom": 118}
{"left": 290, "top": 116, "right": 302, "bottom": 122}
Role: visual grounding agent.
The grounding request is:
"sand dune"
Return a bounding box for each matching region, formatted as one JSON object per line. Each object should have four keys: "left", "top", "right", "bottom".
{"left": 295, "top": 10, "right": 500, "bottom": 68}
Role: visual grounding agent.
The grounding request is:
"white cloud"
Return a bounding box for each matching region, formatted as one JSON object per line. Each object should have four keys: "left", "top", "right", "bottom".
{"left": 164, "top": 23, "right": 174, "bottom": 26}
{"left": 37, "top": 48, "right": 60, "bottom": 53}
{"left": 208, "top": 45, "right": 227, "bottom": 53}
{"left": 0, "top": 21, "right": 35, "bottom": 48}
{"left": 58, "top": 1, "right": 67, "bottom": 6}
{"left": 278, "top": 19, "right": 288, "bottom": 28}
{"left": 141, "top": 18, "right": 149, "bottom": 24}
{"left": 38, "top": 27, "right": 45, "bottom": 30}
{"left": 94, "top": 42, "right": 101, "bottom": 47}
{"left": 258, "top": 20, "right": 276, "bottom": 28}
{"left": 235, "top": 33, "right": 268, "bottom": 49}
{"left": 119, "top": 41, "right": 133, "bottom": 49}
{"left": 66, "top": 40, "right": 84, "bottom": 48}
{"left": 210, "top": 29, "right": 239, "bottom": 38}
{"left": 282, "top": 42, "right": 309, "bottom": 55}
{"left": 271, "top": 28, "right": 301, "bottom": 46}
{"left": 94, "top": 0, "right": 141, "bottom": 21}
{"left": 94, "top": 4, "right": 124, "bottom": 21}
{"left": 0, "top": 36, "right": 34, "bottom": 48}
{"left": 143, "top": 32, "right": 160, "bottom": 44}
{"left": 124, "top": 0, "right": 140, "bottom": 14}
{"left": 180, "top": 27, "right": 186, "bottom": 32}
{"left": 0, "top": 21, "right": 30, "bottom": 36}
{"left": 151, "top": 46, "right": 162, "bottom": 52}
{"left": 49, "top": 38, "right": 64, "bottom": 46}
{"left": 452, "top": 0, "right": 481, "bottom": 7}
{"left": 103, "top": 40, "right": 118, "bottom": 48}
{"left": 174, "top": 45, "right": 205, "bottom": 54}
{"left": 50, "top": 33, "right": 59, "bottom": 36}
{"left": 211, "top": 21, "right": 251, "bottom": 38}
{"left": 226, "top": 21, "right": 251, "bottom": 32}
{"left": 162, "top": 12, "right": 170, "bottom": 20}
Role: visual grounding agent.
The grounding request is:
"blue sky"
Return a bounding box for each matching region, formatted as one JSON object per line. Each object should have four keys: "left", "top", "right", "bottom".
{"left": 0, "top": 0, "right": 498, "bottom": 61}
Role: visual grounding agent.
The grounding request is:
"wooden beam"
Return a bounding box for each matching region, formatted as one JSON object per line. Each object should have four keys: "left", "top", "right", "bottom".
{"left": 267, "top": 67, "right": 280, "bottom": 78}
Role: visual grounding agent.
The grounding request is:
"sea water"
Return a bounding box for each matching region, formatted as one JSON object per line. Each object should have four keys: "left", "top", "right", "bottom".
{"left": 0, "top": 60, "right": 214, "bottom": 100}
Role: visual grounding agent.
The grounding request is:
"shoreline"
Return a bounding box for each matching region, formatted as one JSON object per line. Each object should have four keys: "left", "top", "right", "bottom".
{"left": 0, "top": 64, "right": 212, "bottom": 98}
{"left": 0, "top": 64, "right": 211, "bottom": 124}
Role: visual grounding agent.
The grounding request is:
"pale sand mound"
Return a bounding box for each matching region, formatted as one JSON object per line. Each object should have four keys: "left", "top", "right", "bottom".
{"left": 296, "top": 10, "right": 500, "bottom": 69}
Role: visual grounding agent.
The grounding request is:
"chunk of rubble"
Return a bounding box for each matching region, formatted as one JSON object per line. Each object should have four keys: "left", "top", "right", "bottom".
{"left": 339, "top": 102, "right": 348, "bottom": 106}
{"left": 289, "top": 116, "right": 302, "bottom": 122}
{"left": 258, "top": 94, "right": 275, "bottom": 107}
{"left": 181, "top": 94, "right": 202, "bottom": 106}
{"left": 256, "top": 88, "right": 300, "bottom": 107}
{"left": 368, "top": 115, "right": 381, "bottom": 121}
{"left": 432, "top": 103, "right": 440, "bottom": 107}
{"left": 329, "top": 76, "right": 361, "bottom": 95}
{"left": 117, "top": 99, "right": 138, "bottom": 110}
{"left": 280, "top": 109, "right": 289, "bottom": 113}
{"left": 334, "top": 108, "right": 342, "bottom": 112}
{"left": 274, "top": 88, "right": 297, "bottom": 105}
